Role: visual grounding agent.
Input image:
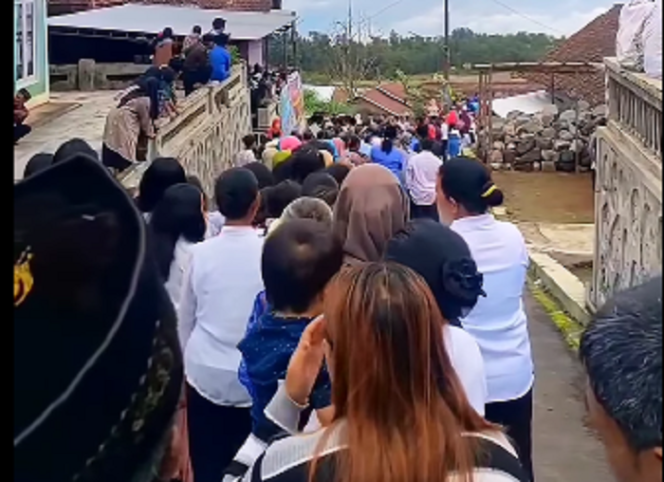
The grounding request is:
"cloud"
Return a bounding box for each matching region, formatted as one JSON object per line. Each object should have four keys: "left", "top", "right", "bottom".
{"left": 391, "top": 5, "right": 610, "bottom": 37}
{"left": 285, "top": 0, "right": 615, "bottom": 38}
{"left": 284, "top": 0, "right": 332, "bottom": 12}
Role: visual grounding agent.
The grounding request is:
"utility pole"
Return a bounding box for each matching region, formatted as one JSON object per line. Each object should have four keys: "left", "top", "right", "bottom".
{"left": 443, "top": 0, "right": 450, "bottom": 80}
{"left": 346, "top": 0, "right": 354, "bottom": 95}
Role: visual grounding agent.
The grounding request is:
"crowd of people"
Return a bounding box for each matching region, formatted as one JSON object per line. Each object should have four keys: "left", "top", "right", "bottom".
{"left": 15, "top": 107, "right": 663, "bottom": 482}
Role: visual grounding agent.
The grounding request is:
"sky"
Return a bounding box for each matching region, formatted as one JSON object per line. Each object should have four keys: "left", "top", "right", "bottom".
{"left": 282, "top": 0, "right": 616, "bottom": 38}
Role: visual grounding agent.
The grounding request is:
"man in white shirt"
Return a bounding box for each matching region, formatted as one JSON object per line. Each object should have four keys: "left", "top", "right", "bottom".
{"left": 405, "top": 136, "right": 442, "bottom": 221}
{"left": 179, "top": 167, "right": 263, "bottom": 482}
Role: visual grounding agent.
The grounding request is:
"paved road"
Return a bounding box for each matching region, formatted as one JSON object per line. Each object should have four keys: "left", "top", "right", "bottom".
{"left": 526, "top": 292, "right": 615, "bottom": 482}
{"left": 14, "top": 91, "right": 118, "bottom": 181}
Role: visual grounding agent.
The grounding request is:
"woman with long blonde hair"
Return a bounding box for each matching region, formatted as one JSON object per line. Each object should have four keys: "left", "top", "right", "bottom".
{"left": 225, "top": 263, "right": 528, "bottom": 482}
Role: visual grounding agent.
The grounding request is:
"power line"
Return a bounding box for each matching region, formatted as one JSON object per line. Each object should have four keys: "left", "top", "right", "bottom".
{"left": 330, "top": 0, "right": 406, "bottom": 36}
{"left": 488, "top": 0, "right": 565, "bottom": 35}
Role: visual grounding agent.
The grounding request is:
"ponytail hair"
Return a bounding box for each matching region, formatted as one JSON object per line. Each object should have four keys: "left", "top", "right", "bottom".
{"left": 381, "top": 137, "right": 393, "bottom": 154}
{"left": 439, "top": 157, "right": 504, "bottom": 214}
{"left": 382, "top": 125, "right": 398, "bottom": 154}
{"left": 479, "top": 181, "right": 504, "bottom": 208}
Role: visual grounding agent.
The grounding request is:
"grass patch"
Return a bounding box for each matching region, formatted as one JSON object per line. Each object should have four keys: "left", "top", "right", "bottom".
{"left": 528, "top": 279, "right": 585, "bottom": 352}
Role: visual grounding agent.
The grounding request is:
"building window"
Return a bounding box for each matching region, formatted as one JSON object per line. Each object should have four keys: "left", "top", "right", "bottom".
{"left": 15, "top": 0, "right": 36, "bottom": 83}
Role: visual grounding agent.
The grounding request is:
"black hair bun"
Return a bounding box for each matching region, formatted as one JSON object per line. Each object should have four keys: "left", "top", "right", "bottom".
{"left": 441, "top": 258, "right": 485, "bottom": 307}
{"left": 481, "top": 181, "right": 504, "bottom": 208}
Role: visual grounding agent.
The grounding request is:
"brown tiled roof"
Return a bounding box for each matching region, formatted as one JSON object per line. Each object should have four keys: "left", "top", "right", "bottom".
{"left": 48, "top": 0, "right": 272, "bottom": 15}
{"left": 358, "top": 88, "right": 412, "bottom": 117}
{"left": 376, "top": 82, "right": 408, "bottom": 103}
{"left": 524, "top": 3, "right": 622, "bottom": 106}
{"left": 49, "top": 0, "right": 126, "bottom": 15}
{"left": 450, "top": 80, "right": 543, "bottom": 98}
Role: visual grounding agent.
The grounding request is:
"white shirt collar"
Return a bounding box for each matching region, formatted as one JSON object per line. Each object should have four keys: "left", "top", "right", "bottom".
{"left": 451, "top": 213, "right": 495, "bottom": 231}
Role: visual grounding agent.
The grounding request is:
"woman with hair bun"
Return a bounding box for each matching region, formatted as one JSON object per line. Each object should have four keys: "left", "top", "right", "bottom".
{"left": 385, "top": 218, "right": 488, "bottom": 416}
{"left": 437, "top": 157, "right": 535, "bottom": 482}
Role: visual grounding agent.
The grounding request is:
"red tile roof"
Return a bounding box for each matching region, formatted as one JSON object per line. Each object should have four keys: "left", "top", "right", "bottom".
{"left": 376, "top": 82, "right": 407, "bottom": 102}
{"left": 48, "top": 0, "right": 272, "bottom": 15}
{"left": 358, "top": 88, "right": 412, "bottom": 117}
{"left": 525, "top": 3, "right": 622, "bottom": 106}
{"left": 49, "top": 0, "right": 126, "bottom": 15}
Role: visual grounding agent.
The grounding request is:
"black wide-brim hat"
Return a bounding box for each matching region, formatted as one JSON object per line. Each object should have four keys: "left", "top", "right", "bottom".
{"left": 14, "top": 154, "right": 183, "bottom": 482}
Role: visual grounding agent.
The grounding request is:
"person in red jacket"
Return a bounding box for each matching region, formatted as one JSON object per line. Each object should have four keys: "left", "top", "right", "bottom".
{"left": 446, "top": 108, "right": 459, "bottom": 129}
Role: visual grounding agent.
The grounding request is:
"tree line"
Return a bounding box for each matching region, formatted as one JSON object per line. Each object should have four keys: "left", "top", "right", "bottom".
{"left": 269, "top": 28, "right": 562, "bottom": 83}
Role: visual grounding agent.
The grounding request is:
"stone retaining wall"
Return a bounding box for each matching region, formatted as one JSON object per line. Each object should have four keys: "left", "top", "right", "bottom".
{"left": 485, "top": 102, "right": 607, "bottom": 173}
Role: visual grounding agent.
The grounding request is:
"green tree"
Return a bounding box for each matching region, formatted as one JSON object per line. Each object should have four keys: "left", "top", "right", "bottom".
{"left": 303, "top": 89, "right": 355, "bottom": 116}
{"left": 269, "top": 29, "right": 561, "bottom": 82}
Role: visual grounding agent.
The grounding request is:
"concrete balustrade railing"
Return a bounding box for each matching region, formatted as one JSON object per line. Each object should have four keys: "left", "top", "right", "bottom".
{"left": 605, "top": 57, "right": 662, "bottom": 160}
{"left": 119, "top": 64, "right": 252, "bottom": 199}
{"left": 589, "top": 58, "right": 663, "bottom": 311}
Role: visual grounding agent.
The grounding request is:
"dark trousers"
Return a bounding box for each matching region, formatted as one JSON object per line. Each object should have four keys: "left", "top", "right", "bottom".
{"left": 14, "top": 123, "right": 32, "bottom": 143}
{"left": 186, "top": 384, "right": 252, "bottom": 482}
{"left": 485, "top": 389, "right": 534, "bottom": 482}
{"left": 102, "top": 144, "right": 133, "bottom": 172}
{"left": 410, "top": 200, "right": 439, "bottom": 222}
{"left": 182, "top": 68, "right": 211, "bottom": 96}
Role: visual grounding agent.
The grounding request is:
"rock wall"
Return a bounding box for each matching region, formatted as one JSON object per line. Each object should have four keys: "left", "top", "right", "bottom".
{"left": 486, "top": 101, "right": 607, "bottom": 173}
{"left": 589, "top": 124, "right": 662, "bottom": 309}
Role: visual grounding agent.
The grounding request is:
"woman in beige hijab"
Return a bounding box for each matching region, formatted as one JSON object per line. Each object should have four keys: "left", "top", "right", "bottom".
{"left": 333, "top": 164, "right": 409, "bottom": 265}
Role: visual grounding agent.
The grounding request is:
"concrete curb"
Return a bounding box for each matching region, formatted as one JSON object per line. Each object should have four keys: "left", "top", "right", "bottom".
{"left": 527, "top": 250, "right": 592, "bottom": 352}
{"left": 527, "top": 278, "right": 584, "bottom": 352}
{"left": 528, "top": 251, "right": 591, "bottom": 327}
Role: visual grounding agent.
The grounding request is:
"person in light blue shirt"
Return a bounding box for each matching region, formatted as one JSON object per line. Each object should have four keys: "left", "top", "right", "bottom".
{"left": 447, "top": 127, "right": 462, "bottom": 159}
{"left": 209, "top": 33, "right": 231, "bottom": 83}
{"left": 370, "top": 124, "right": 405, "bottom": 180}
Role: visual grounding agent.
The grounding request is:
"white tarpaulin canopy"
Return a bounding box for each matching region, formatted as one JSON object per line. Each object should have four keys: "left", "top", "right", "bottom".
{"left": 48, "top": 4, "right": 297, "bottom": 41}
{"left": 303, "top": 85, "right": 336, "bottom": 103}
{"left": 492, "top": 90, "right": 553, "bottom": 118}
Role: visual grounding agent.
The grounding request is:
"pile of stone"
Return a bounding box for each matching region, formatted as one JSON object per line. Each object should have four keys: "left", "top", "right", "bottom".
{"left": 486, "top": 101, "right": 608, "bottom": 172}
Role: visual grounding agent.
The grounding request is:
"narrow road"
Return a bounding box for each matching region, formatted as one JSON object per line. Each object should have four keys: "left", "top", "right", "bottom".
{"left": 525, "top": 293, "right": 615, "bottom": 482}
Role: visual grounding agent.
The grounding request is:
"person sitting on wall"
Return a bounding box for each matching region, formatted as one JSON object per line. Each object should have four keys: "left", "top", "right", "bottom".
{"left": 153, "top": 27, "right": 175, "bottom": 67}
{"left": 209, "top": 17, "right": 226, "bottom": 37}
{"left": 14, "top": 88, "right": 32, "bottom": 145}
{"left": 182, "top": 31, "right": 212, "bottom": 96}
{"left": 210, "top": 33, "right": 232, "bottom": 83}
{"left": 183, "top": 25, "right": 203, "bottom": 53}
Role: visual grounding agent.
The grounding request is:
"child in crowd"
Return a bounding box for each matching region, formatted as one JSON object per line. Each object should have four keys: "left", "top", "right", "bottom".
{"left": 238, "top": 219, "right": 341, "bottom": 441}
{"left": 235, "top": 134, "right": 258, "bottom": 167}
{"left": 187, "top": 175, "right": 225, "bottom": 238}
{"left": 262, "top": 180, "right": 301, "bottom": 232}
{"left": 301, "top": 172, "right": 339, "bottom": 207}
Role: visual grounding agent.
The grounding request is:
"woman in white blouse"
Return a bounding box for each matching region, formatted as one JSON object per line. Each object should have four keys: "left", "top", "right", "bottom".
{"left": 436, "top": 158, "right": 535, "bottom": 482}
{"left": 149, "top": 183, "right": 207, "bottom": 311}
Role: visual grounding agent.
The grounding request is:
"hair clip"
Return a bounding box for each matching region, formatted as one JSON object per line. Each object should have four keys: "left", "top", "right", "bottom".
{"left": 14, "top": 248, "right": 34, "bottom": 307}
